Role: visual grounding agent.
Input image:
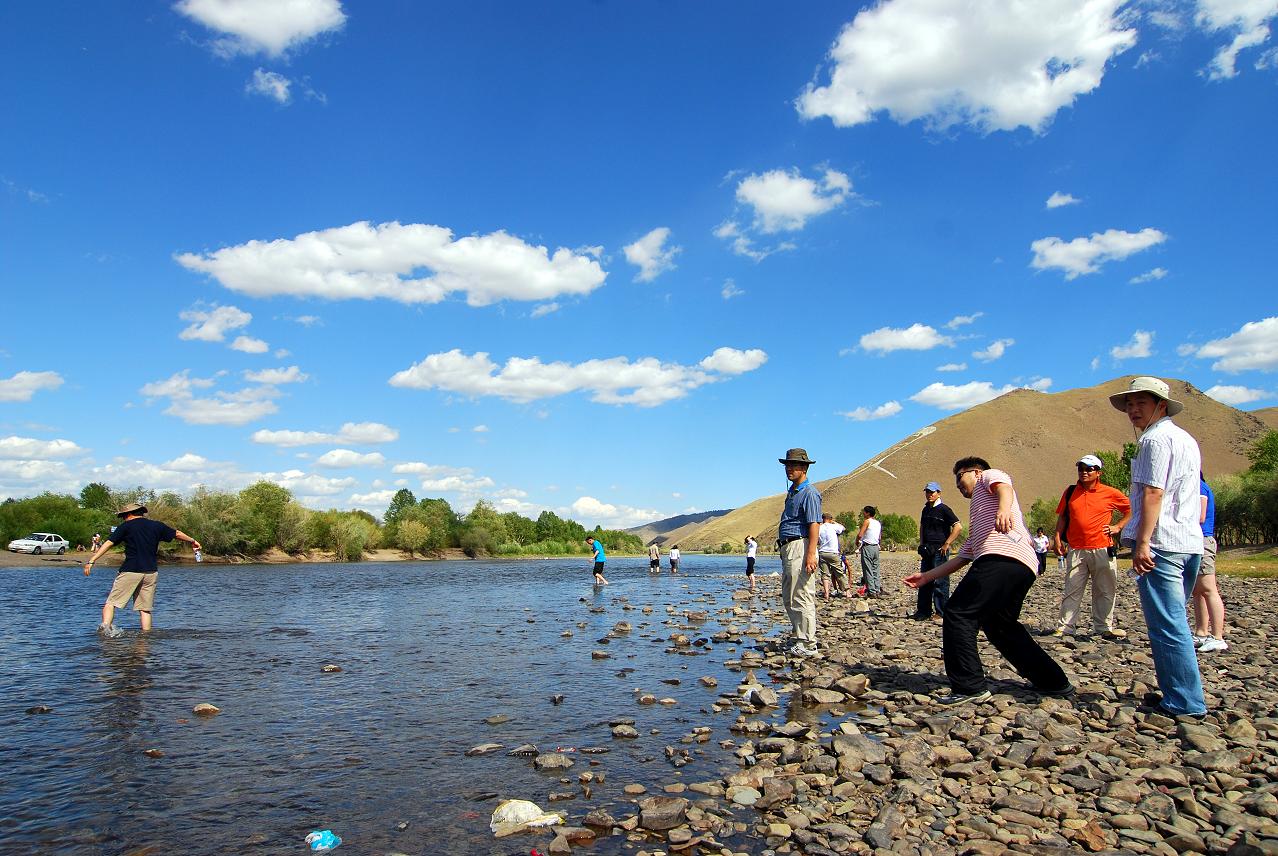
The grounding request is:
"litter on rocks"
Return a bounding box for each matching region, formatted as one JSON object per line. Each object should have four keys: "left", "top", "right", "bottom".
{"left": 305, "top": 829, "right": 342, "bottom": 851}
{"left": 489, "top": 799, "right": 564, "bottom": 837}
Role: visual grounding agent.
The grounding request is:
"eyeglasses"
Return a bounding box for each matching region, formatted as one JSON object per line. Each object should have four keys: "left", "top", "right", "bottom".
{"left": 1076, "top": 464, "right": 1101, "bottom": 472}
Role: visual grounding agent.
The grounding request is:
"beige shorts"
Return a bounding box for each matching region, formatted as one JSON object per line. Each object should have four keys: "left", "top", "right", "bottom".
{"left": 1200, "top": 535, "right": 1217, "bottom": 575}
{"left": 107, "top": 572, "right": 158, "bottom": 611}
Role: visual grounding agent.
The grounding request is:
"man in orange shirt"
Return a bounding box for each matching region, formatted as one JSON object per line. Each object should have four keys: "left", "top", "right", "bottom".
{"left": 1050, "top": 454, "right": 1132, "bottom": 640}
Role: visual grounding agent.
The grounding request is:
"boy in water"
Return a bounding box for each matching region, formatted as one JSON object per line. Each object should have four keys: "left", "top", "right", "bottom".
{"left": 586, "top": 537, "right": 609, "bottom": 585}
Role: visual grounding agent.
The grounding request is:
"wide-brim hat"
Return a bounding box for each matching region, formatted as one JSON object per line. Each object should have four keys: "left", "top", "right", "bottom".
{"left": 116, "top": 502, "right": 148, "bottom": 517}
{"left": 779, "top": 447, "right": 816, "bottom": 465}
{"left": 1109, "top": 376, "right": 1183, "bottom": 416}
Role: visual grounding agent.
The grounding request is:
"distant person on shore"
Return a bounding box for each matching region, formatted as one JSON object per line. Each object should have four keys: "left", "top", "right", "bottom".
{"left": 904, "top": 458, "right": 1073, "bottom": 706}
{"left": 777, "top": 448, "right": 822, "bottom": 657}
{"left": 1050, "top": 454, "right": 1132, "bottom": 640}
{"left": 648, "top": 542, "right": 661, "bottom": 574}
{"left": 1110, "top": 376, "right": 1207, "bottom": 717}
{"left": 91, "top": 533, "right": 101, "bottom": 553}
{"left": 855, "top": 506, "right": 883, "bottom": 597}
{"left": 1192, "top": 472, "right": 1227, "bottom": 652}
{"left": 915, "top": 481, "right": 962, "bottom": 621}
{"left": 1032, "top": 528, "right": 1050, "bottom": 575}
{"left": 83, "top": 502, "right": 201, "bottom": 637}
{"left": 586, "top": 537, "right": 609, "bottom": 585}
{"left": 817, "top": 512, "right": 848, "bottom": 600}
{"left": 669, "top": 545, "right": 681, "bottom": 573}
{"left": 744, "top": 536, "right": 757, "bottom": 592}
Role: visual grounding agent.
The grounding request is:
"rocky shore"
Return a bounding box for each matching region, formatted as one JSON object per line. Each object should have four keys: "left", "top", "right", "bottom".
{"left": 478, "top": 552, "right": 1278, "bottom": 856}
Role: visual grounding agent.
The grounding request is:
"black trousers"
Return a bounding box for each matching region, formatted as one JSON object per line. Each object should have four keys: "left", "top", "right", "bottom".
{"left": 943, "top": 554, "right": 1069, "bottom": 694}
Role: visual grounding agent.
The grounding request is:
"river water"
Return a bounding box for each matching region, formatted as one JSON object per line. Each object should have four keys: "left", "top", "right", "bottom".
{"left": 1, "top": 554, "right": 811, "bottom": 855}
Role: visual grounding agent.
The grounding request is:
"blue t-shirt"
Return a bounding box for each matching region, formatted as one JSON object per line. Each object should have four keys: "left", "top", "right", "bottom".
{"left": 109, "top": 517, "right": 178, "bottom": 573}
{"left": 1200, "top": 479, "right": 1215, "bottom": 537}
{"left": 779, "top": 479, "right": 822, "bottom": 540}
{"left": 592, "top": 540, "right": 606, "bottom": 562}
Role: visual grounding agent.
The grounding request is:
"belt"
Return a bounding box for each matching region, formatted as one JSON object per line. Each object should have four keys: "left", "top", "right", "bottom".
{"left": 777, "top": 535, "right": 803, "bottom": 546}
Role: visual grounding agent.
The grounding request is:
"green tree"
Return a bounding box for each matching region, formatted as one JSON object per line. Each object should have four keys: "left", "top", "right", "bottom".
{"left": 276, "top": 502, "right": 313, "bottom": 554}
{"left": 502, "top": 511, "right": 537, "bottom": 545}
{"left": 382, "top": 488, "right": 418, "bottom": 543}
{"left": 1097, "top": 443, "right": 1137, "bottom": 491}
{"left": 1027, "top": 497, "right": 1058, "bottom": 538}
{"left": 79, "top": 482, "right": 113, "bottom": 513}
{"left": 397, "top": 519, "right": 431, "bottom": 557}
{"left": 1247, "top": 430, "right": 1278, "bottom": 474}
{"left": 878, "top": 513, "right": 918, "bottom": 549}
{"left": 236, "top": 481, "right": 293, "bottom": 554}
{"left": 183, "top": 488, "right": 245, "bottom": 557}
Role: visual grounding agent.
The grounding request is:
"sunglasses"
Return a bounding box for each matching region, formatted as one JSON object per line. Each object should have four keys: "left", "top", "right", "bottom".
{"left": 1076, "top": 464, "right": 1101, "bottom": 472}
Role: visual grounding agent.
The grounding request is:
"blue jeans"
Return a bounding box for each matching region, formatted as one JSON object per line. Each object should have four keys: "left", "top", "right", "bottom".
{"left": 917, "top": 545, "right": 951, "bottom": 616}
{"left": 1136, "top": 549, "right": 1207, "bottom": 715}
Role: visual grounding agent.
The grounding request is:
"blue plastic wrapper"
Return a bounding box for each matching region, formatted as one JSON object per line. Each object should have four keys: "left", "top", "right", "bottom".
{"left": 305, "top": 829, "right": 342, "bottom": 851}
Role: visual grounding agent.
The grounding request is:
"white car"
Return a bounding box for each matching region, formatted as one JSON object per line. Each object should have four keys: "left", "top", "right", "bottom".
{"left": 8, "top": 532, "right": 70, "bottom": 554}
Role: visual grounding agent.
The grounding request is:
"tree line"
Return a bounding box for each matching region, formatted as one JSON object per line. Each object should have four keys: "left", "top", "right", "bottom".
{"left": 0, "top": 482, "right": 645, "bottom": 561}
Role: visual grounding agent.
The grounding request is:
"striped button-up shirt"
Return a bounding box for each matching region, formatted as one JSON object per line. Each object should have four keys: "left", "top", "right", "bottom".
{"left": 1122, "top": 417, "right": 1204, "bottom": 555}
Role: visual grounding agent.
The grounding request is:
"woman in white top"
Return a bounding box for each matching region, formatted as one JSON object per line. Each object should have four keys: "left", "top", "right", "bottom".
{"left": 669, "top": 545, "right": 681, "bottom": 573}
{"left": 1031, "top": 527, "right": 1050, "bottom": 576}
{"left": 855, "top": 506, "right": 883, "bottom": 596}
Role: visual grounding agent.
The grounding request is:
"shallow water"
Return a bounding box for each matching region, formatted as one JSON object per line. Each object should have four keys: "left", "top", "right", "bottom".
{"left": 1, "top": 555, "right": 795, "bottom": 855}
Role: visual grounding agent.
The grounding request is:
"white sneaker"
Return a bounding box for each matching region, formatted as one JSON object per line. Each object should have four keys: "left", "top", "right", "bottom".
{"left": 1198, "top": 637, "right": 1229, "bottom": 653}
{"left": 1191, "top": 633, "right": 1210, "bottom": 647}
{"left": 790, "top": 643, "right": 819, "bottom": 657}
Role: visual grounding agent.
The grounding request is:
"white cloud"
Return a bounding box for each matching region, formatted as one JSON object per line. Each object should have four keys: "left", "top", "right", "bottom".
{"left": 1129, "top": 267, "right": 1169, "bottom": 284}
{"left": 389, "top": 346, "right": 767, "bottom": 407}
{"left": 0, "top": 371, "right": 64, "bottom": 402}
{"left": 0, "top": 459, "right": 74, "bottom": 491}
{"left": 721, "top": 279, "right": 744, "bottom": 299}
{"left": 472, "top": 424, "right": 489, "bottom": 433}
{"left": 735, "top": 168, "right": 851, "bottom": 233}
{"left": 1030, "top": 227, "right": 1167, "bottom": 279}
{"left": 911, "top": 378, "right": 1048, "bottom": 411}
{"left": 838, "top": 401, "right": 903, "bottom": 421}
{"left": 251, "top": 421, "right": 398, "bottom": 447}
{"left": 569, "top": 495, "right": 663, "bottom": 529}
{"left": 270, "top": 468, "right": 356, "bottom": 497}
{"left": 140, "top": 370, "right": 216, "bottom": 399}
{"left": 349, "top": 489, "right": 398, "bottom": 509}
{"left": 247, "top": 69, "right": 291, "bottom": 103}
{"left": 231, "top": 335, "right": 270, "bottom": 353}
{"left": 243, "top": 365, "right": 308, "bottom": 384}
{"left": 860, "top": 323, "right": 953, "bottom": 353}
{"left": 531, "top": 302, "right": 560, "bottom": 318}
{"left": 1194, "top": 317, "right": 1278, "bottom": 372}
{"left": 937, "top": 362, "right": 967, "bottom": 372}
{"left": 293, "top": 315, "right": 322, "bottom": 327}
{"left": 796, "top": 0, "right": 1136, "bottom": 133}
{"left": 623, "top": 227, "right": 681, "bottom": 282}
{"left": 0, "top": 436, "right": 84, "bottom": 460}
{"left": 713, "top": 220, "right": 796, "bottom": 262}
{"left": 163, "top": 453, "right": 211, "bottom": 471}
{"left": 179, "top": 304, "right": 253, "bottom": 342}
{"left": 174, "top": 0, "right": 346, "bottom": 57}
{"left": 393, "top": 461, "right": 473, "bottom": 478}
{"left": 141, "top": 371, "right": 281, "bottom": 426}
{"left": 1091, "top": 356, "right": 1102, "bottom": 370}
{"left": 973, "top": 339, "right": 1014, "bottom": 362}
{"left": 419, "top": 475, "right": 496, "bottom": 492}
{"left": 944, "top": 313, "right": 983, "bottom": 329}
{"left": 1111, "top": 330, "right": 1155, "bottom": 359}
{"left": 1204, "top": 384, "right": 1271, "bottom": 405}
{"left": 1046, "top": 191, "right": 1081, "bottom": 208}
{"left": 315, "top": 448, "right": 386, "bottom": 468}
{"left": 176, "top": 221, "right": 607, "bottom": 307}
{"left": 698, "top": 347, "right": 768, "bottom": 375}
{"left": 1196, "top": 0, "right": 1278, "bottom": 78}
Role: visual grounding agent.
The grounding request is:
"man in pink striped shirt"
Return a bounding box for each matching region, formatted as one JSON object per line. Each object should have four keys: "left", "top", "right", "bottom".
{"left": 905, "top": 456, "right": 1073, "bottom": 706}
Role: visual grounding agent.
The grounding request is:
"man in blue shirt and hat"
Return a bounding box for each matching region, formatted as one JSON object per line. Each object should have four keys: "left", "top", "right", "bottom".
{"left": 778, "top": 448, "right": 822, "bottom": 657}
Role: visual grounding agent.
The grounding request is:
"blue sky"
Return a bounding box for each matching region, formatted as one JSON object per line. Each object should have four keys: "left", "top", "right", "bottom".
{"left": 2, "top": 0, "right": 1276, "bottom": 528}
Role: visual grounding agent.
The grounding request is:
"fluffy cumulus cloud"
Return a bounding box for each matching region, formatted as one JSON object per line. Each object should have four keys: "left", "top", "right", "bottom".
{"left": 1030, "top": 228, "right": 1167, "bottom": 279}
{"left": 796, "top": 0, "right": 1136, "bottom": 133}
{"left": 174, "top": 0, "right": 346, "bottom": 57}
{"left": 735, "top": 168, "right": 851, "bottom": 234}
{"left": 1196, "top": 0, "right": 1278, "bottom": 79}
{"left": 247, "top": 69, "right": 292, "bottom": 103}
{"left": 243, "top": 365, "right": 308, "bottom": 384}
{"left": 178, "top": 303, "right": 253, "bottom": 342}
{"left": 252, "top": 421, "right": 399, "bottom": 446}
{"left": 569, "top": 495, "right": 664, "bottom": 529}
{"left": 860, "top": 323, "right": 953, "bottom": 354}
{"left": 973, "top": 339, "right": 1014, "bottom": 362}
{"left": 623, "top": 227, "right": 681, "bottom": 282}
{"left": 1193, "top": 317, "right": 1278, "bottom": 372}
{"left": 0, "top": 436, "right": 84, "bottom": 459}
{"left": 176, "top": 221, "right": 607, "bottom": 307}
{"left": 388, "top": 347, "right": 768, "bottom": 407}
{"left": 1046, "top": 191, "right": 1081, "bottom": 208}
{"left": 1204, "top": 384, "right": 1271, "bottom": 406}
{"left": 838, "top": 400, "right": 903, "bottom": 421}
{"left": 911, "top": 378, "right": 1050, "bottom": 411}
{"left": 230, "top": 335, "right": 270, "bottom": 353}
{"left": 0, "top": 371, "right": 64, "bottom": 402}
{"left": 315, "top": 448, "right": 386, "bottom": 468}
{"left": 1111, "top": 330, "right": 1155, "bottom": 359}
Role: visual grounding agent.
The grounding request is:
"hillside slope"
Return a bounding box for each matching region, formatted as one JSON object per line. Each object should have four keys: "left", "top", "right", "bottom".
{"left": 681, "top": 376, "right": 1269, "bottom": 550}
{"left": 626, "top": 509, "right": 731, "bottom": 546}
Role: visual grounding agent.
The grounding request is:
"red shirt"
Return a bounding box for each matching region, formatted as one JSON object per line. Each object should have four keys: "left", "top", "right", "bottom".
{"left": 1055, "top": 481, "right": 1130, "bottom": 549}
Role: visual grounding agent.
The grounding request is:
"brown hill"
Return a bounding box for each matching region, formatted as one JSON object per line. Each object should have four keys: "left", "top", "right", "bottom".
{"left": 627, "top": 509, "right": 731, "bottom": 547}
{"left": 1254, "top": 407, "right": 1278, "bottom": 431}
{"left": 682, "top": 376, "right": 1270, "bottom": 550}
